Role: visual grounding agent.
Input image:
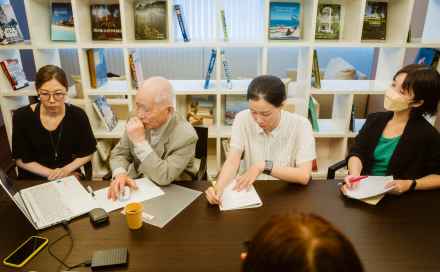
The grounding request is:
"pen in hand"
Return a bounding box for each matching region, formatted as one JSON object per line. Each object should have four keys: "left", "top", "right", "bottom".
{"left": 207, "top": 172, "right": 223, "bottom": 208}
{"left": 338, "top": 176, "right": 368, "bottom": 186}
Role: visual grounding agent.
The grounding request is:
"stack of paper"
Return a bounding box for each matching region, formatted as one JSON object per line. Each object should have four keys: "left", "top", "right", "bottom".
{"left": 219, "top": 179, "right": 262, "bottom": 211}
{"left": 93, "top": 178, "right": 165, "bottom": 213}
{"left": 345, "top": 176, "right": 396, "bottom": 205}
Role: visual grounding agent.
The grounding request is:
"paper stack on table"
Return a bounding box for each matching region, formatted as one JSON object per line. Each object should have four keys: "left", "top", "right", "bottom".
{"left": 345, "top": 176, "right": 396, "bottom": 205}
{"left": 93, "top": 178, "right": 165, "bottom": 213}
{"left": 219, "top": 179, "right": 262, "bottom": 211}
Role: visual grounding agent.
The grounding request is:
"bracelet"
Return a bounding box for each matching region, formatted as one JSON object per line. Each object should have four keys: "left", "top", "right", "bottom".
{"left": 407, "top": 179, "right": 417, "bottom": 193}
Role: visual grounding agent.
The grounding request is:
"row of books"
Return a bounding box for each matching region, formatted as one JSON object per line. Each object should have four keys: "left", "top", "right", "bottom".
{"left": 270, "top": 1, "right": 390, "bottom": 41}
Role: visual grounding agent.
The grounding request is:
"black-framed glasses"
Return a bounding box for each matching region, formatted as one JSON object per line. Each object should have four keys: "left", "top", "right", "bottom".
{"left": 38, "top": 93, "right": 66, "bottom": 101}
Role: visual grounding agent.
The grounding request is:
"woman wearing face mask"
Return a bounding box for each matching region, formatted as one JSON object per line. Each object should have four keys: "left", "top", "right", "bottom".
{"left": 205, "top": 75, "right": 316, "bottom": 205}
{"left": 342, "top": 64, "right": 440, "bottom": 195}
{"left": 12, "top": 65, "right": 97, "bottom": 181}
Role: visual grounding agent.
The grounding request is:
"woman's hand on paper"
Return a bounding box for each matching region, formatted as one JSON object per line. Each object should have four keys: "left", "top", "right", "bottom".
{"left": 233, "top": 161, "right": 264, "bottom": 193}
{"left": 341, "top": 174, "right": 361, "bottom": 194}
{"left": 108, "top": 173, "right": 139, "bottom": 201}
{"left": 205, "top": 186, "right": 223, "bottom": 205}
{"left": 385, "top": 180, "right": 411, "bottom": 195}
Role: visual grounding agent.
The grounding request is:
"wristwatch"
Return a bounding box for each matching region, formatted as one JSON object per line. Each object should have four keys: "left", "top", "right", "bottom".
{"left": 263, "top": 160, "right": 273, "bottom": 175}
{"left": 407, "top": 179, "right": 417, "bottom": 193}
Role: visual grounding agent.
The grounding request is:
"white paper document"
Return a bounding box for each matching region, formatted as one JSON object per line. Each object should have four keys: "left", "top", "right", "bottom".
{"left": 345, "top": 176, "right": 396, "bottom": 200}
{"left": 93, "top": 178, "right": 165, "bottom": 213}
{"left": 219, "top": 179, "right": 262, "bottom": 211}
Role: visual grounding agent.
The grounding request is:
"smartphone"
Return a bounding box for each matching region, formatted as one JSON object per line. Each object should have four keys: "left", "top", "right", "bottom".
{"left": 3, "top": 236, "right": 48, "bottom": 268}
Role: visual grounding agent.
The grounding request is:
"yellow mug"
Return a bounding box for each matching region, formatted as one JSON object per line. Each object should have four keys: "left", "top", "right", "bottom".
{"left": 124, "top": 202, "right": 143, "bottom": 229}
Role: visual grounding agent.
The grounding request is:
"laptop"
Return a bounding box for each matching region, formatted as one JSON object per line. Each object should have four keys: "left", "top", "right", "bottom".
{"left": 0, "top": 167, "right": 98, "bottom": 230}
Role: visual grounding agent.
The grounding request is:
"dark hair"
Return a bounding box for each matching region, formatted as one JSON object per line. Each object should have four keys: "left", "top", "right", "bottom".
{"left": 247, "top": 75, "right": 287, "bottom": 107}
{"left": 35, "top": 65, "right": 69, "bottom": 91}
{"left": 394, "top": 64, "right": 440, "bottom": 117}
{"left": 242, "top": 211, "right": 364, "bottom": 272}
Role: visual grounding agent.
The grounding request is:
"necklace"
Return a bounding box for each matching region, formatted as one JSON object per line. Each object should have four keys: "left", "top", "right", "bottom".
{"left": 44, "top": 114, "right": 64, "bottom": 161}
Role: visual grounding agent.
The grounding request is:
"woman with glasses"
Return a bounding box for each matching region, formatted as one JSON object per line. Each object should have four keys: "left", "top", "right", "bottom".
{"left": 241, "top": 211, "right": 363, "bottom": 272}
{"left": 12, "top": 65, "right": 96, "bottom": 180}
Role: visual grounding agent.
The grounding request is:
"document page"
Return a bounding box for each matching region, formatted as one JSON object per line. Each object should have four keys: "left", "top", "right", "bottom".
{"left": 219, "top": 179, "right": 262, "bottom": 211}
{"left": 93, "top": 178, "right": 164, "bottom": 213}
{"left": 346, "top": 176, "right": 396, "bottom": 199}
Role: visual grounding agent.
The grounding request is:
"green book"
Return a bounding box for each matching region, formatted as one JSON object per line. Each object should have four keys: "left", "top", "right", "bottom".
{"left": 309, "top": 95, "right": 319, "bottom": 132}
{"left": 312, "top": 50, "right": 321, "bottom": 89}
{"left": 221, "top": 10, "right": 228, "bottom": 42}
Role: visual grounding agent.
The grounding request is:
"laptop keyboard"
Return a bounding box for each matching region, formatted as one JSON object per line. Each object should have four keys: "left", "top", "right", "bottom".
{"left": 29, "top": 183, "right": 74, "bottom": 223}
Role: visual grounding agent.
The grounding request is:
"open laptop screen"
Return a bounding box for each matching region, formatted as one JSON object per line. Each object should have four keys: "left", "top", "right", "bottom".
{"left": 0, "top": 167, "right": 32, "bottom": 220}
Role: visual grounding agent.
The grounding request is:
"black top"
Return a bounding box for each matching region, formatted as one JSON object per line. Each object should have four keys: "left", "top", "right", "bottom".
{"left": 12, "top": 103, "right": 97, "bottom": 180}
{"left": 347, "top": 111, "right": 440, "bottom": 180}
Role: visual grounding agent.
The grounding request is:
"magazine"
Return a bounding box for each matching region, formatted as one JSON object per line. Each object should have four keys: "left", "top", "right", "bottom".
{"left": 92, "top": 95, "right": 119, "bottom": 131}
{"left": 269, "top": 2, "right": 300, "bottom": 40}
{"left": 51, "top": 3, "right": 76, "bottom": 41}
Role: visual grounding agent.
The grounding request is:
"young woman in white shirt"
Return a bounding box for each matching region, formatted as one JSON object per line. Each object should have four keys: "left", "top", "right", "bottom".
{"left": 205, "top": 75, "right": 316, "bottom": 205}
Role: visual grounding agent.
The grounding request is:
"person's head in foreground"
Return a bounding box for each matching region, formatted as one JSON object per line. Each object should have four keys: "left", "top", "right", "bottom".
{"left": 386, "top": 63, "right": 440, "bottom": 117}
{"left": 241, "top": 211, "right": 363, "bottom": 272}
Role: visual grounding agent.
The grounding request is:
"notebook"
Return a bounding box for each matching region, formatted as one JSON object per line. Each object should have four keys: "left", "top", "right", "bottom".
{"left": 345, "top": 176, "right": 396, "bottom": 200}
{"left": 219, "top": 179, "right": 262, "bottom": 211}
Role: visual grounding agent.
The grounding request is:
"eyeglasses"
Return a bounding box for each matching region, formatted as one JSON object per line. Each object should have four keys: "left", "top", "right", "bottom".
{"left": 38, "top": 93, "right": 66, "bottom": 101}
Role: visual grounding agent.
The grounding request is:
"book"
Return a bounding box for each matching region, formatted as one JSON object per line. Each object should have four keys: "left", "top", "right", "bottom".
{"left": 10, "top": 109, "right": 16, "bottom": 117}
{"left": 92, "top": 95, "right": 118, "bottom": 132}
{"left": 311, "top": 49, "right": 321, "bottom": 89}
{"left": 0, "top": 4, "right": 24, "bottom": 45}
{"left": 88, "top": 48, "right": 108, "bottom": 89}
{"left": 135, "top": 1, "right": 167, "bottom": 40}
{"left": 225, "top": 95, "right": 248, "bottom": 125}
{"left": 186, "top": 95, "right": 214, "bottom": 126}
{"left": 0, "top": 59, "right": 29, "bottom": 90}
{"left": 315, "top": 4, "right": 341, "bottom": 40}
{"left": 217, "top": 179, "right": 262, "bottom": 211}
{"left": 96, "top": 139, "right": 115, "bottom": 171}
{"left": 312, "top": 159, "right": 318, "bottom": 172}
{"left": 309, "top": 95, "right": 319, "bottom": 132}
{"left": 221, "top": 51, "right": 231, "bottom": 89}
{"left": 91, "top": 4, "right": 122, "bottom": 41}
{"left": 407, "top": 23, "right": 411, "bottom": 43}
{"left": 173, "top": 5, "right": 190, "bottom": 42}
{"left": 222, "top": 139, "right": 229, "bottom": 157}
{"left": 414, "top": 48, "right": 440, "bottom": 69}
{"left": 220, "top": 10, "right": 228, "bottom": 42}
{"left": 349, "top": 104, "right": 356, "bottom": 132}
{"left": 362, "top": 1, "right": 387, "bottom": 40}
{"left": 204, "top": 49, "right": 216, "bottom": 89}
{"left": 51, "top": 3, "right": 76, "bottom": 41}
{"left": 129, "top": 51, "right": 145, "bottom": 90}
{"left": 269, "top": 2, "right": 300, "bottom": 40}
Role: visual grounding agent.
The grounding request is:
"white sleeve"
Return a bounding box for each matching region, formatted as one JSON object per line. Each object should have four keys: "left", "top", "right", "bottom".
{"left": 294, "top": 120, "right": 316, "bottom": 165}
{"left": 229, "top": 112, "right": 245, "bottom": 151}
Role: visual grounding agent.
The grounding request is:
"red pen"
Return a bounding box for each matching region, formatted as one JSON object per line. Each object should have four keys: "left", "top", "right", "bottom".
{"left": 338, "top": 176, "right": 368, "bottom": 185}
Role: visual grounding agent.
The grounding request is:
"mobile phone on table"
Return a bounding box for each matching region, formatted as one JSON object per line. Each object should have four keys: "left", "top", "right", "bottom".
{"left": 3, "top": 236, "right": 48, "bottom": 268}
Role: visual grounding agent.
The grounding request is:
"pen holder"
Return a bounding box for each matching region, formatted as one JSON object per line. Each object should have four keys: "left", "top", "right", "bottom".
{"left": 124, "top": 202, "right": 143, "bottom": 229}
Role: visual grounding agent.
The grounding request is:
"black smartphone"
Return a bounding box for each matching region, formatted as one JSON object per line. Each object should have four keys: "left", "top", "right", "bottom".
{"left": 3, "top": 236, "right": 48, "bottom": 268}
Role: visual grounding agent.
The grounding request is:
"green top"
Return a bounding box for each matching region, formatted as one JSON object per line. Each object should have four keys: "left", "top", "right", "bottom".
{"left": 370, "top": 134, "right": 401, "bottom": 176}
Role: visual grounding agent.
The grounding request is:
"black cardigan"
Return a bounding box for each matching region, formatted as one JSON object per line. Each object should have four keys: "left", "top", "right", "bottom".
{"left": 12, "top": 104, "right": 97, "bottom": 180}
{"left": 347, "top": 111, "right": 440, "bottom": 180}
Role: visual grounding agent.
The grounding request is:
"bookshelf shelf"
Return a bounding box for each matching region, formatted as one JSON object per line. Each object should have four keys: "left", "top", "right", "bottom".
{"left": 1, "top": 0, "right": 439, "bottom": 179}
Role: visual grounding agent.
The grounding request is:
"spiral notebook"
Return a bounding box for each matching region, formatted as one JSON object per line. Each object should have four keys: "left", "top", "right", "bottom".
{"left": 218, "top": 179, "right": 262, "bottom": 211}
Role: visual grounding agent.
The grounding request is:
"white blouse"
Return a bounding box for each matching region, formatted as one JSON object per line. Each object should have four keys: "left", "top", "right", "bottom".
{"left": 229, "top": 109, "right": 316, "bottom": 180}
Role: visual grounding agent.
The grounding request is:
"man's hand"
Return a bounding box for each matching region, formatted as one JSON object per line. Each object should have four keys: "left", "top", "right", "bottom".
{"left": 107, "top": 173, "right": 139, "bottom": 201}
{"left": 126, "top": 117, "right": 146, "bottom": 147}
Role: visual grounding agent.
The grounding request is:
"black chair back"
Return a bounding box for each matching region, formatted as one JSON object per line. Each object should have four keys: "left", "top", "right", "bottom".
{"left": 192, "top": 125, "right": 208, "bottom": 180}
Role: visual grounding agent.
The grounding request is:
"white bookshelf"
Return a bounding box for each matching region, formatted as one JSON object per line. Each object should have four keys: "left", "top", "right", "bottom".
{"left": 1, "top": 0, "right": 439, "bottom": 179}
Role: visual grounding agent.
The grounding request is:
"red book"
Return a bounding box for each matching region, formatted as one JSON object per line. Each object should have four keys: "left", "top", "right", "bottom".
{"left": 0, "top": 61, "right": 16, "bottom": 89}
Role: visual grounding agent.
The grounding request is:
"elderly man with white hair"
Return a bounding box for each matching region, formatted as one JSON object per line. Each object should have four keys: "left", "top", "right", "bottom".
{"left": 107, "top": 77, "right": 198, "bottom": 201}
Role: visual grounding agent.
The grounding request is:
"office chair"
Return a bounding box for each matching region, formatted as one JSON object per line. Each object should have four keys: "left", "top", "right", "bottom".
{"left": 5, "top": 159, "right": 93, "bottom": 181}
{"left": 102, "top": 125, "right": 209, "bottom": 181}
{"left": 327, "top": 160, "right": 347, "bottom": 179}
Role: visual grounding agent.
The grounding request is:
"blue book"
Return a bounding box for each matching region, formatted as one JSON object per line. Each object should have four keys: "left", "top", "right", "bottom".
{"left": 204, "top": 49, "right": 216, "bottom": 89}
{"left": 51, "top": 3, "right": 76, "bottom": 41}
{"left": 88, "top": 48, "right": 108, "bottom": 89}
{"left": 269, "top": 2, "right": 300, "bottom": 40}
{"left": 173, "top": 4, "right": 191, "bottom": 42}
{"left": 221, "top": 51, "right": 231, "bottom": 89}
{"left": 414, "top": 48, "right": 440, "bottom": 68}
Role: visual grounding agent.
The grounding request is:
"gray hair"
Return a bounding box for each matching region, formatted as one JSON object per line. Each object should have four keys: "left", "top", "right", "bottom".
{"left": 154, "top": 82, "right": 175, "bottom": 105}
{"left": 140, "top": 76, "right": 175, "bottom": 105}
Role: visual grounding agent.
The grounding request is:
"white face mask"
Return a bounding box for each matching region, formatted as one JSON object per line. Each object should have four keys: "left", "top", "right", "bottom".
{"left": 384, "top": 87, "right": 413, "bottom": 112}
